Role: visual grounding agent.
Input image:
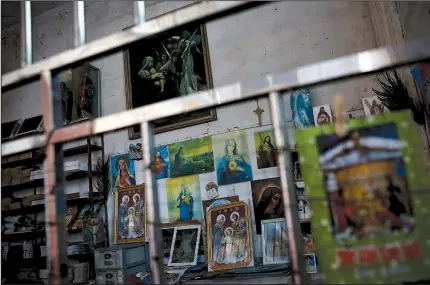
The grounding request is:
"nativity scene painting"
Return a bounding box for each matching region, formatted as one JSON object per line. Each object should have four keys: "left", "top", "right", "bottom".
{"left": 124, "top": 23, "right": 216, "bottom": 138}
{"left": 212, "top": 130, "right": 253, "bottom": 186}
{"left": 316, "top": 122, "right": 414, "bottom": 243}
{"left": 207, "top": 201, "right": 254, "bottom": 271}
{"left": 111, "top": 153, "right": 136, "bottom": 190}
{"left": 168, "top": 136, "right": 214, "bottom": 178}
{"left": 254, "top": 129, "right": 278, "bottom": 169}
{"left": 114, "top": 185, "right": 146, "bottom": 244}
{"left": 166, "top": 175, "right": 203, "bottom": 222}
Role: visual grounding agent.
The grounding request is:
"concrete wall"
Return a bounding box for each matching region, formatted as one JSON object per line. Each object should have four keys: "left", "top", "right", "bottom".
{"left": 3, "top": 1, "right": 426, "bottom": 252}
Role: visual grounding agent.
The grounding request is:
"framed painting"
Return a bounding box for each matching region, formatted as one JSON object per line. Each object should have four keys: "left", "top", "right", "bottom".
{"left": 111, "top": 153, "right": 136, "bottom": 190}
{"left": 123, "top": 22, "right": 216, "bottom": 139}
{"left": 261, "top": 218, "right": 289, "bottom": 265}
{"left": 168, "top": 224, "right": 202, "bottom": 267}
{"left": 114, "top": 185, "right": 146, "bottom": 244}
{"left": 296, "top": 110, "right": 430, "bottom": 283}
{"left": 207, "top": 201, "right": 254, "bottom": 271}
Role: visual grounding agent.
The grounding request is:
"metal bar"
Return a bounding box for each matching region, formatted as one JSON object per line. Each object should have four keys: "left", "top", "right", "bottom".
{"left": 74, "top": 1, "right": 86, "bottom": 47}
{"left": 87, "top": 137, "right": 94, "bottom": 215}
{"left": 41, "top": 71, "right": 67, "bottom": 284}
{"left": 269, "top": 91, "right": 308, "bottom": 284}
{"left": 20, "top": 1, "right": 32, "bottom": 66}
{"left": 134, "top": 1, "right": 146, "bottom": 26}
{"left": 2, "top": 1, "right": 259, "bottom": 89}
{"left": 141, "top": 122, "right": 165, "bottom": 284}
{"left": 3, "top": 35, "right": 430, "bottom": 157}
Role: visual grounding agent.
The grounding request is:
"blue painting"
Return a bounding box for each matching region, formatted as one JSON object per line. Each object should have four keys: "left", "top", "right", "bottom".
{"left": 212, "top": 130, "right": 253, "bottom": 186}
{"left": 155, "top": 145, "right": 170, "bottom": 180}
{"left": 111, "top": 153, "right": 136, "bottom": 190}
{"left": 261, "top": 218, "right": 289, "bottom": 265}
{"left": 290, "top": 88, "right": 315, "bottom": 129}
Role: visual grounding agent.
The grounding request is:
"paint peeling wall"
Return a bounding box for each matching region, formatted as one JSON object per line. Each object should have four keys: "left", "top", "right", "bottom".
{"left": 2, "top": 1, "right": 415, "bottom": 246}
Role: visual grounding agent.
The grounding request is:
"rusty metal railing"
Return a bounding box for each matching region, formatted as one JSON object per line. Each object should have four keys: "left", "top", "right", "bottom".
{"left": 1, "top": 1, "right": 430, "bottom": 284}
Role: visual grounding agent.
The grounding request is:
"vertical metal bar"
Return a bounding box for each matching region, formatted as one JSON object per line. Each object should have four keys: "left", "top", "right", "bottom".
{"left": 87, "top": 137, "right": 94, "bottom": 214}
{"left": 41, "top": 71, "right": 67, "bottom": 284}
{"left": 141, "top": 121, "right": 165, "bottom": 284}
{"left": 134, "top": 1, "right": 146, "bottom": 25}
{"left": 269, "top": 91, "right": 309, "bottom": 284}
{"left": 20, "top": 1, "right": 32, "bottom": 66}
{"left": 74, "top": 1, "right": 86, "bottom": 47}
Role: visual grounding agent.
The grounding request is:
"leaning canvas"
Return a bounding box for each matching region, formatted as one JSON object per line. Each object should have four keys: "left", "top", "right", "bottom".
{"left": 261, "top": 218, "right": 289, "bottom": 265}
{"left": 207, "top": 201, "right": 254, "bottom": 271}
{"left": 168, "top": 224, "right": 201, "bottom": 267}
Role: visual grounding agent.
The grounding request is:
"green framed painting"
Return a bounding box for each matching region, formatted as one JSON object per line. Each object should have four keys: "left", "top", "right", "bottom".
{"left": 296, "top": 110, "right": 430, "bottom": 284}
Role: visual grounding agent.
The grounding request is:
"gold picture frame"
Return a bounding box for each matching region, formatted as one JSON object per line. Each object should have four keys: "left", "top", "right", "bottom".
{"left": 114, "top": 185, "right": 146, "bottom": 244}
{"left": 207, "top": 201, "right": 254, "bottom": 271}
{"left": 123, "top": 22, "right": 216, "bottom": 139}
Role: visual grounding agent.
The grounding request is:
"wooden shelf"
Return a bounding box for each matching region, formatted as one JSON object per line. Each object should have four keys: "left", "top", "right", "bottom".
{"left": 2, "top": 196, "right": 104, "bottom": 217}
{"left": 1, "top": 230, "right": 45, "bottom": 242}
{"left": 2, "top": 170, "right": 101, "bottom": 196}
{"left": 1, "top": 144, "right": 102, "bottom": 168}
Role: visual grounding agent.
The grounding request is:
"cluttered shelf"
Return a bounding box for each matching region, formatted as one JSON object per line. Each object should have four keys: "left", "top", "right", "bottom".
{"left": 1, "top": 144, "right": 102, "bottom": 169}
{"left": 2, "top": 195, "right": 104, "bottom": 217}
{"left": 1, "top": 170, "right": 101, "bottom": 195}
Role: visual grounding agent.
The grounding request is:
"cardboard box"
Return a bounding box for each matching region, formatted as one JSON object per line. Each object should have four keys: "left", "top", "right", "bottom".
{"left": 1, "top": 178, "right": 11, "bottom": 187}
{"left": 23, "top": 194, "right": 45, "bottom": 207}
{"left": 10, "top": 166, "right": 23, "bottom": 175}
{"left": 21, "top": 168, "right": 33, "bottom": 178}
{"left": 21, "top": 176, "right": 32, "bottom": 184}
{"left": 7, "top": 155, "right": 20, "bottom": 162}
{"left": 2, "top": 168, "right": 11, "bottom": 176}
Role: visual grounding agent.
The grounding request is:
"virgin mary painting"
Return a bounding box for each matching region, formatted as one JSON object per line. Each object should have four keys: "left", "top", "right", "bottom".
{"left": 254, "top": 186, "right": 284, "bottom": 234}
{"left": 112, "top": 154, "right": 136, "bottom": 190}
{"left": 216, "top": 139, "right": 253, "bottom": 185}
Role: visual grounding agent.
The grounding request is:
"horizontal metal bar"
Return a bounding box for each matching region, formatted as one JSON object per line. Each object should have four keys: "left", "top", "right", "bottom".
{"left": 2, "top": 35, "right": 430, "bottom": 157}
{"left": 1, "top": 1, "right": 257, "bottom": 89}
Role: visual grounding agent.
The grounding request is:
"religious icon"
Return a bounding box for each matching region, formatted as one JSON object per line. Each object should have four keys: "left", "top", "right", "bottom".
{"left": 65, "top": 206, "right": 77, "bottom": 229}
{"left": 207, "top": 201, "right": 254, "bottom": 271}
{"left": 212, "top": 130, "right": 253, "bottom": 186}
{"left": 168, "top": 136, "right": 214, "bottom": 178}
{"left": 111, "top": 154, "right": 136, "bottom": 190}
{"left": 312, "top": 104, "right": 332, "bottom": 126}
{"left": 60, "top": 81, "right": 73, "bottom": 125}
{"left": 128, "top": 143, "right": 143, "bottom": 160}
{"left": 166, "top": 176, "right": 203, "bottom": 222}
{"left": 155, "top": 145, "right": 170, "bottom": 180}
{"left": 254, "top": 129, "right": 278, "bottom": 169}
{"left": 251, "top": 178, "right": 283, "bottom": 234}
{"left": 114, "top": 185, "right": 146, "bottom": 244}
{"left": 71, "top": 63, "right": 100, "bottom": 123}
{"left": 304, "top": 253, "right": 317, "bottom": 273}
{"left": 83, "top": 218, "right": 106, "bottom": 249}
{"left": 124, "top": 22, "right": 216, "bottom": 138}
{"left": 290, "top": 88, "right": 315, "bottom": 129}
{"left": 362, "top": 96, "right": 388, "bottom": 116}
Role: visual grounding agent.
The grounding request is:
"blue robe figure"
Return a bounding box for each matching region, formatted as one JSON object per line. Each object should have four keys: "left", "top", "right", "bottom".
{"left": 119, "top": 195, "right": 129, "bottom": 237}
{"left": 216, "top": 139, "right": 253, "bottom": 186}
{"left": 176, "top": 185, "right": 194, "bottom": 221}
{"left": 290, "top": 89, "right": 315, "bottom": 129}
{"left": 212, "top": 214, "right": 226, "bottom": 261}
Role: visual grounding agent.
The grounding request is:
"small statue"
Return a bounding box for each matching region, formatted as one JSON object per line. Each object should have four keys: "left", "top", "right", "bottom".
{"left": 129, "top": 143, "right": 143, "bottom": 160}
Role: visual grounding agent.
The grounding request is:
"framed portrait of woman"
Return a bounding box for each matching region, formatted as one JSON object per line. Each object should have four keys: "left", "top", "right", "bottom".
{"left": 123, "top": 19, "right": 216, "bottom": 139}
{"left": 114, "top": 185, "right": 146, "bottom": 244}
{"left": 111, "top": 153, "right": 136, "bottom": 190}
{"left": 207, "top": 201, "right": 254, "bottom": 271}
{"left": 251, "top": 177, "right": 283, "bottom": 234}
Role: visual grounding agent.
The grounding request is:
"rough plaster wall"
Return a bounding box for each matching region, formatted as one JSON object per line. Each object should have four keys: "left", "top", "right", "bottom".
{"left": 2, "top": 1, "right": 383, "bottom": 246}
{"left": 395, "top": 1, "right": 430, "bottom": 167}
